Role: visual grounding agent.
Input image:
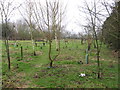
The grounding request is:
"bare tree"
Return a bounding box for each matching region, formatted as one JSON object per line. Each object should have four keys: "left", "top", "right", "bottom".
{"left": 0, "top": 0, "right": 20, "bottom": 70}
{"left": 19, "top": 0, "right": 36, "bottom": 56}
{"left": 45, "top": 0, "right": 65, "bottom": 67}
{"left": 33, "top": 0, "right": 65, "bottom": 67}
{"left": 78, "top": 0, "right": 109, "bottom": 78}
{"left": 83, "top": 26, "right": 93, "bottom": 51}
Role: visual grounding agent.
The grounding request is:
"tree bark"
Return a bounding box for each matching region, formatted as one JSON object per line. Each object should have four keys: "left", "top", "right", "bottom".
{"left": 97, "top": 50, "right": 100, "bottom": 78}
{"left": 33, "top": 51, "right": 36, "bottom": 56}
{"left": 50, "top": 60, "right": 53, "bottom": 67}
{"left": 55, "top": 32, "right": 59, "bottom": 51}
{"left": 48, "top": 40, "right": 53, "bottom": 67}
{"left": 5, "top": 39, "right": 10, "bottom": 70}
{"left": 88, "top": 44, "right": 91, "bottom": 51}
{"left": 81, "top": 38, "right": 83, "bottom": 44}
{"left": 93, "top": 40, "right": 96, "bottom": 48}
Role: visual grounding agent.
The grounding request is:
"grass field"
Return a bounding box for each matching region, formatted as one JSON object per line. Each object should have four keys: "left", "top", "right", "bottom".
{"left": 1, "top": 40, "right": 118, "bottom": 88}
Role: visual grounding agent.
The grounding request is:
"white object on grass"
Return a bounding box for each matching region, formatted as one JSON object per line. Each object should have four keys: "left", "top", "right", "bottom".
{"left": 79, "top": 73, "right": 86, "bottom": 77}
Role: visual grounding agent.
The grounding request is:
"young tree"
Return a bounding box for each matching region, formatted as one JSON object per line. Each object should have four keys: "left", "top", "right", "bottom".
{"left": 33, "top": 0, "right": 65, "bottom": 67}
{"left": 0, "top": 0, "right": 20, "bottom": 70}
{"left": 45, "top": 0, "right": 64, "bottom": 67}
{"left": 78, "top": 0, "right": 109, "bottom": 78}
{"left": 19, "top": 0, "right": 36, "bottom": 56}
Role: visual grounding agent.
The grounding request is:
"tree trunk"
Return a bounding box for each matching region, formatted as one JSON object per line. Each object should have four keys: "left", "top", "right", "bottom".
{"left": 97, "top": 50, "right": 100, "bottom": 78}
{"left": 81, "top": 38, "right": 83, "bottom": 44}
{"left": 93, "top": 40, "right": 96, "bottom": 48}
{"left": 50, "top": 60, "right": 53, "bottom": 67}
{"left": 58, "top": 39, "right": 60, "bottom": 51}
{"left": 88, "top": 44, "right": 91, "bottom": 51}
{"left": 5, "top": 39, "right": 10, "bottom": 70}
{"left": 33, "top": 51, "right": 36, "bottom": 56}
{"left": 49, "top": 40, "right": 52, "bottom": 67}
{"left": 31, "top": 39, "right": 36, "bottom": 56}
{"left": 35, "top": 42, "right": 37, "bottom": 47}
{"left": 55, "top": 31, "right": 59, "bottom": 51}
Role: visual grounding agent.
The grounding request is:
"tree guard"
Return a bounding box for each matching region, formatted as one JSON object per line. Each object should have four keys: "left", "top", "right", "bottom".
{"left": 85, "top": 49, "right": 89, "bottom": 64}
{"left": 85, "top": 54, "right": 89, "bottom": 64}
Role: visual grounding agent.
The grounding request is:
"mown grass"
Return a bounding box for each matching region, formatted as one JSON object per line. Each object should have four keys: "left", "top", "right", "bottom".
{"left": 1, "top": 40, "right": 118, "bottom": 88}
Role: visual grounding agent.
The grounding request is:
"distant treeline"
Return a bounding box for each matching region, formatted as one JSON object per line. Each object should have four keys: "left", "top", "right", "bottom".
{"left": 0, "top": 21, "right": 81, "bottom": 41}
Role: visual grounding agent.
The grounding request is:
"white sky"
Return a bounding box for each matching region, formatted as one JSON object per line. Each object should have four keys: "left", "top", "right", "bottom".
{"left": 3, "top": 0, "right": 115, "bottom": 34}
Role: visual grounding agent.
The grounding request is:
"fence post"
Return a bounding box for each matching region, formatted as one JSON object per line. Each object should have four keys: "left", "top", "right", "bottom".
{"left": 85, "top": 49, "right": 89, "bottom": 64}
{"left": 21, "top": 46, "right": 23, "bottom": 60}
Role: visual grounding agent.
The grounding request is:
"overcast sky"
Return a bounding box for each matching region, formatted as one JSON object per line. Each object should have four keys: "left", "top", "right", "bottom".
{"left": 2, "top": 0, "right": 115, "bottom": 34}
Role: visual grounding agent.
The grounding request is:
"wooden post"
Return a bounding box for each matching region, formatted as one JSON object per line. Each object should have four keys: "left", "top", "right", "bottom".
{"left": 86, "top": 54, "right": 89, "bottom": 64}
{"left": 85, "top": 49, "right": 89, "bottom": 64}
{"left": 40, "top": 45, "right": 42, "bottom": 49}
{"left": 43, "top": 42, "right": 45, "bottom": 46}
{"left": 35, "top": 42, "right": 37, "bottom": 47}
{"left": 21, "top": 46, "right": 23, "bottom": 60}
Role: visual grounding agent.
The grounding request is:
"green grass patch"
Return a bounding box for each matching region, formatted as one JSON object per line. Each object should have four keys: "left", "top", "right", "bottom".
{"left": 2, "top": 40, "right": 118, "bottom": 88}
